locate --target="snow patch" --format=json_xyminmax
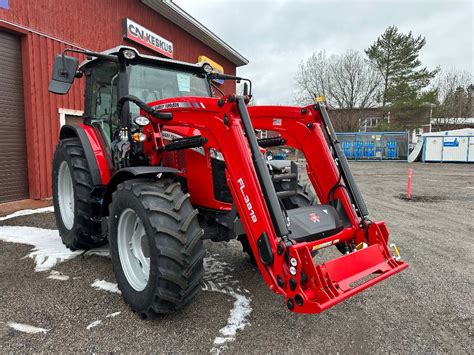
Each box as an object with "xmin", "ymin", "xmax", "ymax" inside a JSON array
[
  {"xmin": 1, "ymin": 211, "xmax": 252, "ymax": 352},
  {"xmin": 0, "ymin": 226, "xmax": 81, "ymax": 272},
  {"xmin": 91, "ymin": 279, "xmax": 121, "ymax": 294},
  {"xmin": 7, "ymin": 322, "xmax": 49, "ymax": 334},
  {"xmin": 47, "ymin": 270, "xmax": 70, "ymax": 281},
  {"xmin": 202, "ymin": 255, "xmax": 252, "ymax": 353},
  {"xmin": 86, "ymin": 320, "xmax": 102, "ymax": 330},
  {"xmin": 0, "ymin": 206, "xmax": 54, "ymax": 221},
  {"xmin": 106, "ymin": 311, "xmax": 121, "ymax": 318}
]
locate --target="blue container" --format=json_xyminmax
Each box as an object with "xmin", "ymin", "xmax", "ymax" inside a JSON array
[
  {"xmin": 342, "ymin": 141, "xmax": 353, "ymax": 158},
  {"xmin": 386, "ymin": 141, "xmax": 398, "ymax": 159},
  {"xmin": 364, "ymin": 141, "xmax": 375, "ymax": 159},
  {"xmin": 354, "ymin": 141, "xmax": 363, "ymax": 159}
]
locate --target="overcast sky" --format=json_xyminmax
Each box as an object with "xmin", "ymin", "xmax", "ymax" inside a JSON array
[{"xmin": 175, "ymin": 0, "xmax": 473, "ymax": 105}]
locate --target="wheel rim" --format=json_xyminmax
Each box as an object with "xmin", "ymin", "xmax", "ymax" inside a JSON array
[
  {"xmin": 58, "ymin": 161, "xmax": 75, "ymax": 230},
  {"xmin": 117, "ymin": 209, "xmax": 150, "ymax": 291}
]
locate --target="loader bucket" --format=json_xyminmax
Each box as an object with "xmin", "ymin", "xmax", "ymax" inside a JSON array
[{"xmin": 285, "ymin": 221, "xmax": 408, "ymax": 313}]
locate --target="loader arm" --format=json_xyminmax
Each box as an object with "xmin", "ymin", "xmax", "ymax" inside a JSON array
[{"xmin": 144, "ymin": 95, "xmax": 408, "ymax": 314}]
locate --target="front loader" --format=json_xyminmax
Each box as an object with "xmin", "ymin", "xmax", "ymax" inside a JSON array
[{"xmin": 49, "ymin": 46, "xmax": 407, "ymax": 317}]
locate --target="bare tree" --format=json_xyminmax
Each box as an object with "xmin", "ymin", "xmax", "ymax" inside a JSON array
[
  {"xmin": 295, "ymin": 51, "xmax": 332, "ymax": 105},
  {"xmin": 295, "ymin": 50, "xmax": 382, "ymax": 131},
  {"xmin": 431, "ymin": 69, "xmax": 473, "ymax": 130}
]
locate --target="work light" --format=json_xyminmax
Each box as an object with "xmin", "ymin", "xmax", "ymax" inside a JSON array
[
  {"xmin": 134, "ymin": 116, "xmax": 150, "ymax": 126},
  {"xmin": 202, "ymin": 63, "xmax": 213, "ymax": 74},
  {"xmin": 122, "ymin": 49, "xmax": 137, "ymax": 60}
]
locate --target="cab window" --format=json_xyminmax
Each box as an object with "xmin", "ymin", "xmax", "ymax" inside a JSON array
[
  {"xmin": 128, "ymin": 64, "xmax": 211, "ymax": 117},
  {"xmin": 88, "ymin": 62, "xmax": 119, "ymax": 145}
]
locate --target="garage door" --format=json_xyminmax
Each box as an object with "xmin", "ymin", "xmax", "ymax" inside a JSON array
[{"xmin": 0, "ymin": 31, "xmax": 29, "ymax": 202}]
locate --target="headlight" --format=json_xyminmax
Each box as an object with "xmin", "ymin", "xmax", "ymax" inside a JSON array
[
  {"xmin": 132, "ymin": 132, "xmax": 146, "ymax": 142},
  {"xmin": 122, "ymin": 49, "xmax": 137, "ymax": 60},
  {"xmin": 134, "ymin": 116, "xmax": 150, "ymax": 126},
  {"xmin": 202, "ymin": 63, "xmax": 213, "ymax": 74}
]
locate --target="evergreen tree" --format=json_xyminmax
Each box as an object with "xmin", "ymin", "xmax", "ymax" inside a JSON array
[{"xmin": 365, "ymin": 26, "xmax": 438, "ymax": 108}]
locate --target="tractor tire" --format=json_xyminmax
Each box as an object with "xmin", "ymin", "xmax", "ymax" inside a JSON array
[
  {"xmin": 239, "ymin": 181, "xmax": 316, "ymax": 261},
  {"xmin": 52, "ymin": 138, "xmax": 105, "ymax": 250},
  {"xmin": 108, "ymin": 178, "xmax": 205, "ymax": 318}
]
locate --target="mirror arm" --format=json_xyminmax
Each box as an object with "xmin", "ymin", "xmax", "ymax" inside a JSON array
[
  {"xmin": 209, "ymin": 73, "xmax": 252, "ymax": 98},
  {"xmin": 63, "ymin": 48, "xmax": 119, "ymax": 64}
]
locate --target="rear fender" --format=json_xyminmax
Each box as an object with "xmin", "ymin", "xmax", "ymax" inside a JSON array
[
  {"xmin": 101, "ymin": 166, "xmax": 181, "ymax": 216},
  {"xmin": 59, "ymin": 124, "xmax": 112, "ymax": 186}
]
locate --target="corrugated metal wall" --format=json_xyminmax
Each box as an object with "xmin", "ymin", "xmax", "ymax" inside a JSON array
[
  {"xmin": 24, "ymin": 33, "xmax": 85, "ymax": 198},
  {"xmin": 0, "ymin": 0, "xmax": 239, "ymax": 199},
  {"xmin": 0, "ymin": 0, "xmax": 237, "ymax": 81}
]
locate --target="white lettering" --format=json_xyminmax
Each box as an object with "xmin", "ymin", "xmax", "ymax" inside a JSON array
[{"xmin": 237, "ymin": 178, "xmax": 257, "ymax": 223}]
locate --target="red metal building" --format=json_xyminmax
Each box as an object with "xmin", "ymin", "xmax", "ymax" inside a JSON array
[{"xmin": 0, "ymin": 0, "xmax": 247, "ymax": 202}]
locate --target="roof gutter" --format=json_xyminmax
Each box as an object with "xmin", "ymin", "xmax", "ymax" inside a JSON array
[{"xmin": 141, "ymin": 0, "xmax": 249, "ymax": 67}]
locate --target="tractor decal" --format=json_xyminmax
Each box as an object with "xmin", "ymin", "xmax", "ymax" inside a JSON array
[{"xmin": 237, "ymin": 178, "xmax": 257, "ymax": 223}]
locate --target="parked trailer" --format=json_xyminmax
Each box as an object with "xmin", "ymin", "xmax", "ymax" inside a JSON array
[
  {"xmin": 337, "ymin": 132, "xmax": 408, "ymax": 161},
  {"xmin": 423, "ymin": 129, "xmax": 474, "ymax": 163}
]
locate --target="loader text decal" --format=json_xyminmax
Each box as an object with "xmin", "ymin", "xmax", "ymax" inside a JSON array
[
  {"xmin": 237, "ymin": 178, "xmax": 257, "ymax": 223},
  {"xmin": 123, "ymin": 18, "xmax": 173, "ymax": 58}
]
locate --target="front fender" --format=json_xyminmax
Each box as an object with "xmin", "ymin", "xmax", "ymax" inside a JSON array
[{"xmin": 101, "ymin": 166, "xmax": 181, "ymax": 216}]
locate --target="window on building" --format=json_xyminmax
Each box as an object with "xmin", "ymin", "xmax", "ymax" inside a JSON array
[{"xmin": 365, "ymin": 117, "xmax": 380, "ymax": 127}]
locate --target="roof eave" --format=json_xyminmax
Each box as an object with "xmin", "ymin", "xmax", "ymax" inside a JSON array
[{"xmin": 141, "ymin": 0, "xmax": 249, "ymax": 67}]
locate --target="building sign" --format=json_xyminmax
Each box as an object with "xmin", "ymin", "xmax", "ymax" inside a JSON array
[
  {"xmin": 122, "ymin": 18, "xmax": 173, "ymax": 58},
  {"xmin": 198, "ymin": 55, "xmax": 224, "ymax": 85}
]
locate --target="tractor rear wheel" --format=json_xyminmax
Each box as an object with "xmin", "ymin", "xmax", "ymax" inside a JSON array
[
  {"xmin": 239, "ymin": 181, "xmax": 316, "ymax": 261},
  {"xmin": 52, "ymin": 138, "xmax": 105, "ymax": 250},
  {"xmin": 108, "ymin": 178, "xmax": 205, "ymax": 318}
]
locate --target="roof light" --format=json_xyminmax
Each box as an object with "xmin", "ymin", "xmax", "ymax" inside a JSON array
[
  {"xmin": 202, "ymin": 63, "xmax": 213, "ymax": 74},
  {"xmin": 122, "ymin": 49, "xmax": 137, "ymax": 60}
]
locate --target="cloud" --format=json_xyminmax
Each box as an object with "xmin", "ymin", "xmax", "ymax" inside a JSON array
[{"xmin": 175, "ymin": 0, "xmax": 473, "ymax": 104}]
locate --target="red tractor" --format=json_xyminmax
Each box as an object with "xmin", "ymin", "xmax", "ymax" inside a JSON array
[{"xmin": 49, "ymin": 46, "xmax": 407, "ymax": 318}]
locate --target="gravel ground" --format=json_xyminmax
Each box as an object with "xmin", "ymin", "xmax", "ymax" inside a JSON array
[{"xmin": 0, "ymin": 161, "xmax": 473, "ymax": 353}]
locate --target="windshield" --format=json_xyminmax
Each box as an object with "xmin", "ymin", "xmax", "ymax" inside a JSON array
[{"xmin": 128, "ymin": 64, "xmax": 211, "ymax": 116}]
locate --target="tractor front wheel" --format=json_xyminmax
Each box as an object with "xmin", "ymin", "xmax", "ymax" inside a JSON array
[{"xmin": 108, "ymin": 178, "xmax": 205, "ymax": 318}]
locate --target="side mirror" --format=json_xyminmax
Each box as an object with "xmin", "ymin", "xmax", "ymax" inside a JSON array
[
  {"xmin": 243, "ymin": 82, "xmax": 249, "ymax": 96},
  {"xmin": 48, "ymin": 55, "xmax": 79, "ymax": 95}
]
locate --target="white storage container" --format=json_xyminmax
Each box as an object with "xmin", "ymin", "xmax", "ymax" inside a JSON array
[{"xmin": 423, "ymin": 129, "xmax": 474, "ymax": 163}]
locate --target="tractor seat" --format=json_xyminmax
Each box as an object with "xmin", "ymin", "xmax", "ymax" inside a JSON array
[{"xmin": 286, "ymin": 205, "xmax": 343, "ymax": 243}]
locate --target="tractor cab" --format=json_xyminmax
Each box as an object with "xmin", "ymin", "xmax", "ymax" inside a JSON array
[{"xmin": 77, "ymin": 47, "xmax": 213, "ymax": 146}]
